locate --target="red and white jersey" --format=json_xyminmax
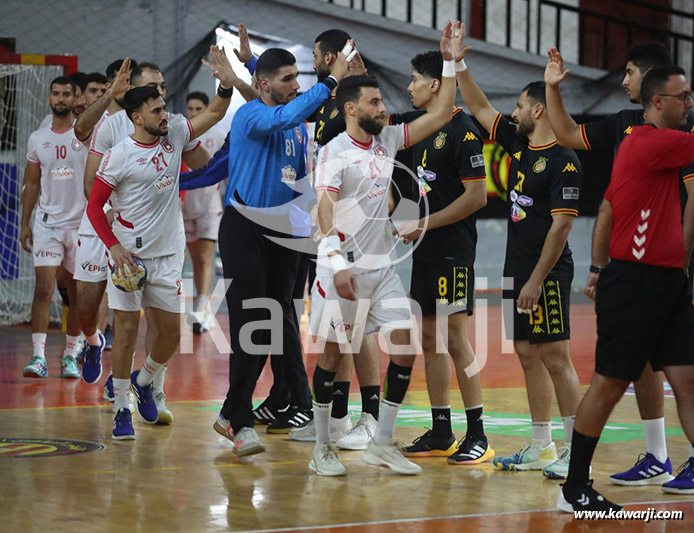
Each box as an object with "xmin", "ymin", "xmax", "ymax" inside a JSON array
[
  {"xmin": 27, "ymin": 124, "xmax": 88, "ymax": 229},
  {"xmin": 314, "ymin": 124, "xmax": 408, "ymax": 274},
  {"xmin": 78, "ymin": 111, "xmax": 111, "ymax": 236},
  {"xmin": 182, "ymin": 126, "xmax": 226, "ymax": 220},
  {"xmin": 96, "ymin": 119, "xmax": 194, "ymax": 258}
]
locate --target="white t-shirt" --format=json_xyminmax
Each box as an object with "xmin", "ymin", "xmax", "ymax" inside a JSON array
[
  {"xmin": 182, "ymin": 126, "xmax": 226, "ymax": 220},
  {"xmin": 77, "ymin": 110, "xmax": 111, "ymax": 235},
  {"xmin": 27, "ymin": 124, "xmax": 88, "ymax": 229},
  {"xmin": 314, "ymin": 124, "xmax": 408, "ymax": 274},
  {"xmin": 96, "ymin": 119, "xmax": 194, "ymax": 258}
]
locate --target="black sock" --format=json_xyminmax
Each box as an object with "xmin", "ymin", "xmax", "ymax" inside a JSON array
[
  {"xmin": 331, "ymin": 381, "xmax": 350, "ymax": 418},
  {"xmin": 465, "ymin": 406, "xmax": 485, "ymax": 440},
  {"xmin": 384, "ymin": 361, "xmax": 412, "ymax": 405},
  {"xmin": 312, "ymin": 365, "xmax": 336, "ymax": 405},
  {"xmin": 431, "ymin": 406, "xmax": 452, "ymax": 437},
  {"xmin": 360, "ymin": 385, "xmax": 380, "ymax": 420},
  {"xmin": 565, "ymin": 429, "xmax": 599, "ymax": 488}
]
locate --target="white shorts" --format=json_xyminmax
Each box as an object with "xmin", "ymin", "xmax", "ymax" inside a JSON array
[
  {"xmin": 32, "ymin": 220, "xmax": 78, "ymax": 273},
  {"xmin": 106, "ymin": 250, "xmax": 185, "ymax": 314},
  {"xmin": 73, "ymin": 234, "xmax": 109, "ymax": 282},
  {"xmin": 309, "ymin": 266, "xmax": 412, "ymax": 343},
  {"xmin": 184, "ymin": 211, "xmax": 222, "ymax": 243}
]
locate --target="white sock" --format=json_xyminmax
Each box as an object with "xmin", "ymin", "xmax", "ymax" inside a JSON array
[
  {"xmin": 64, "ymin": 334, "xmax": 80, "ymax": 358},
  {"xmin": 196, "ymin": 293, "xmax": 210, "ymax": 315},
  {"xmin": 136, "ymin": 354, "xmax": 163, "ymax": 387},
  {"xmin": 374, "ymin": 399, "xmax": 400, "ymax": 446},
  {"xmin": 86, "ymin": 330, "xmax": 101, "ymax": 347},
  {"xmin": 642, "ymin": 418, "xmax": 668, "ymax": 463},
  {"xmin": 32, "ymin": 333, "xmax": 47, "ymax": 358},
  {"xmin": 689, "ymin": 443, "xmax": 694, "ymax": 458},
  {"xmin": 113, "ymin": 378, "xmax": 131, "ymax": 412},
  {"xmin": 562, "ymin": 415, "xmax": 575, "ymax": 446},
  {"xmin": 531, "ymin": 421, "xmax": 552, "ymax": 447},
  {"xmin": 313, "ymin": 401, "xmax": 331, "ymax": 445},
  {"xmin": 152, "ymin": 363, "xmax": 167, "ymax": 393}
]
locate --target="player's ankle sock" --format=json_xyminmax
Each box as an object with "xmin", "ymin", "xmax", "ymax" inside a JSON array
[
  {"xmin": 431, "ymin": 405, "xmax": 452, "ymax": 437},
  {"xmin": 465, "ymin": 405, "xmax": 485, "ymax": 440},
  {"xmin": 152, "ymin": 363, "xmax": 167, "ymax": 393},
  {"xmin": 374, "ymin": 399, "xmax": 400, "ymax": 446},
  {"xmin": 312, "ymin": 365, "xmax": 336, "ymax": 404},
  {"xmin": 196, "ymin": 294, "xmax": 210, "ymax": 315},
  {"xmin": 642, "ymin": 417, "xmax": 668, "ymax": 463},
  {"xmin": 360, "ymin": 385, "xmax": 380, "ymax": 420},
  {"xmin": 562, "ymin": 415, "xmax": 576, "ymax": 446},
  {"xmin": 113, "ymin": 378, "xmax": 131, "ymax": 412},
  {"xmin": 565, "ymin": 430, "xmax": 599, "ymax": 488},
  {"xmin": 85, "ymin": 330, "xmax": 101, "ymax": 347},
  {"xmin": 690, "ymin": 442, "xmax": 694, "ymax": 459},
  {"xmin": 384, "ymin": 361, "xmax": 412, "ymax": 405},
  {"xmin": 331, "ymin": 381, "xmax": 350, "ymax": 418},
  {"xmin": 531, "ymin": 421, "xmax": 552, "ymax": 447},
  {"xmin": 32, "ymin": 333, "xmax": 47, "ymax": 358},
  {"xmin": 313, "ymin": 401, "xmax": 332, "ymax": 445},
  {"xmin": 63, "ymin": 334, "xmax": 80, "ymax": 358},
  {"xmin": 137, "ymin": 355, "xmax": 163, "ymax": 387}
]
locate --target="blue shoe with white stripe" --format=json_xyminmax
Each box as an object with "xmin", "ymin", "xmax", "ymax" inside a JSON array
[
  {"xmin": 662, "ymin": 457, "xmax": 694, "ymax": 494},
  {"xmin": 609, "ymin": 453, "xmax": 674, "ymax": 486}
]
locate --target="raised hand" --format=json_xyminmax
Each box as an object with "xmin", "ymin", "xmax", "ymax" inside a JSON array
[
  {"xmin": 545, "ymin": 47, "xmax": 570, "ymax": 87},
  {"xmin": 440, "ymin": 20, "xmax": 455, "ymax": 61},
  {"xmin": 202, "ymin": 45, "xmax": 240, "ymax": 89},
  {"xmin": 451, "ymin": 21, "xmax": 472, "ymax": 61},
  {"xmin": 233, "ymin": 23, "xmax": 253, "ymax": 64},
  {"xmin": 346, "ymin": 51, "xmax": 368, "ymax": 78},
  {"xmin": 329, "ymin": 39, "xmax": 354, "ymax": 82},
  {"xmin": 110, "ymin": 57, "xmax": 131, "ymax": 100}
]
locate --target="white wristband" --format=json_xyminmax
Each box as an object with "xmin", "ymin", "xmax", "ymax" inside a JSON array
[
  {"xmin": 455, "ymin": 59, "xmax": 467, "ymax": 72},
  {"xmin": 442, "ymin": 60, "xmax": 455, "ymax": 78},
  {"xmin": 318, "ymin": 235, "xmax": 341, "ymax": 257},
  {"xmin": 329, "ymin": 253, "xmax": 349, "ymax": 273}
]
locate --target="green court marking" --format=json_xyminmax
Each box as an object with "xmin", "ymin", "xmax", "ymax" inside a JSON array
[{"xmin": 198, "ymin": 402, "xmax": 684, "ymax": 444}]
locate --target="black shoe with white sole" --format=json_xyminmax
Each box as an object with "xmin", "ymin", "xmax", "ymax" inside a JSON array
[
  {"xmin": 266, "ymin": 406, "xmax": 313, "ymax": 434},
  {"xmin": 558, "ymin": 480, "xmax": 623, "ymax": 513},
  {"xmin": 252, "ymin": 399, "xmax": 290, "ymax": 425}
]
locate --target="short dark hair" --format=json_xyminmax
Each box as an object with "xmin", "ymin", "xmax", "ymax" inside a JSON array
[
  {"xmin": 314, "ymin": 29, "xmax": 351, "ymax": 57},
  {"xmin": 186, "ymin": 91, "xmax": 209, "ymax": 106},
  {"xmin": 255, "ymin": 48, "xmax": 296, "ymax": 79},
  {"xmin": 521, "ymin": 81, "xmax": 546, "ymax": 106},
  {"xmin": 50, "ymin": 76, "xmax": 76, "ymax": 94},
  {"xmin": 130, "ymin": 62, "xmax": 161, "ymax": 86},
  {"xmin": 122, "ymin": 86, "xmax": 162, "ymax": 120},
  {"xmin": 411, "ymin": 51, "xmax": 443, "ymax": 81},
  {"xmin": 68, "ymin": 72, "xmax": 88, "ymax": 92},
  {"xmin": 641, "ymin": 65, "xmax": 686, "ymax": 109},
  {"xmin": 106, "ymin": 58, "xmax": 138, "ymax": 84},
  {"xmin": 625, "ymin": 41, "xmax": 673, "ymax": 73},
  {"xmin": 86, "ymin": 72, "xmax": 108, "ymax": 86},
  {"xmin": 335, "ymin": 75, "xmax": 380, "ymax": 112}
]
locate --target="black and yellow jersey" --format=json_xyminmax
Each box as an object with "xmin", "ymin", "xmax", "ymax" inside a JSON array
[
  {"xmin": 389, "ymin": 108, "xmax": 486, "ymax": 264},
  {"xmin": 489, "ymin": 113, "xmax": 582, "ymax": 280},
  {"xmin": 310, "ymin": 95, "xmax": 345, "ymax": 146}
]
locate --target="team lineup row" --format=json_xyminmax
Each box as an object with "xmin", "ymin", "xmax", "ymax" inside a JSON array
[{"xmin": 17, "ymin": 21, "xmax": 694, "ymax": 514}]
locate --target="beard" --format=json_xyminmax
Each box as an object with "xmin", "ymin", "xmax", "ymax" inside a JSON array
[
  {"xmin": 50, "ymin": 104, "xmax": 72, "ymax": 117},
  {"xmin": 358, "ymin": 115, "xmax": 384, "ymax": 136},
  {"xmin": 144, "ymin": 123, "xmax": 167, "ymax": 137},
  {"xmin": 315, "ymin": 64, "xmax": 331, "ymax": 82},
  {"xmin": 515, "ymin": 118, "xmax": 534, "ymax": 138},
  {"xmin": 270, "ymin": 88, "xmax": 296, "ymax": 105}
]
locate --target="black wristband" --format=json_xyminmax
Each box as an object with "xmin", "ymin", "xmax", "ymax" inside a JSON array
[
  {"xmin": 321, "ymin": 76, "xmax": 338, "ymax": 91},
  {"xmin": 589, "ymin": 264, "xmax": 602, "ymax": 274},
  {"xmin": 217, "ymin": 85, "xmax": 234, "ymax": 98}
]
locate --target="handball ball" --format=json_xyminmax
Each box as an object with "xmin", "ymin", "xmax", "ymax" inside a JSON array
[{"xmin": 111, "ymin": 257, "xmax": 147, "ymax": 292}]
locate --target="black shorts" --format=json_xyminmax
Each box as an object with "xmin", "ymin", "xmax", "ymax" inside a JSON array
[
  {"xmin": 410, "ymin": 261, "xmax": 474, "ymax": 316},
  {"xmin": 502, "ymin": 277, "xmax": 571, "ymax": 344},
  {"xmin": 595, "ymin": 260, "xmax": 694, "ymax": 381}
]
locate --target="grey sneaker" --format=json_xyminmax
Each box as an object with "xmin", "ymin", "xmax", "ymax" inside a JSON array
[
  {"xmin": 233, "ymin": 427, "xmax": 265, "ymax": 457},
  {"xmin": 362, "ymin": 439, "xmax": 422, "ymax": 475}
]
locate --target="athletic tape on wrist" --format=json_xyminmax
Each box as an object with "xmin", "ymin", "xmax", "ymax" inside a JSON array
[
  {"xmin": 318, "ymin": 235, "xmax": 341, "ymax": 257},
  {"xmin": 329, "ymin": 253, "xmax": 349, "ymax": 273},
  {"xmin": 442, "ymin": 60, "xmax": 455, "ymax": 78},
  {"xmin": 455, "ymin": 59, "xmax": 467, "ymax": 72}
]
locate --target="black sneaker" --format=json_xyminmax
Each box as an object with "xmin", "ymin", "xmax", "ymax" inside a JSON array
[
  {"xmin": 252, "ymin": 399, "xmax": 290, "ymax": 425},
  {"xmin": 402, "ymin": 429, "xmax": 456, "ymax": 457},
  {"xmin": 266, "ymin": 406, "xmax": 313, "ymax": 434},
  {"xmin": 447, "ymin": 434, "xmax": 495, "ymax": 465},
  {"xmin": 558, "ymin": 480, "xmax": 623, "ymax": 513}
]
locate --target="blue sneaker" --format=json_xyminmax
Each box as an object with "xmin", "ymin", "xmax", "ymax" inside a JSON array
[
  {"xmin": 610, "ymin": 453, "xmax": 674, "ymax": 485},
  {"xmin": 103, "ymin": 325, "xmax": 113, "ymax": 350},
  {"xmin": 103, "ymin": 373, "xmax": 114, "ymax": 402},
  {"xmin": 130, "ymin": 370, "xmax": 158, "ymax": 424},
  {"xmin": 76, "ymin": 337, "xmax": 89, "ymax": 364},
  {"xmin": 112, "ymin": 408, "xmax": 135, "ymax": 440},
  {"xmin": 81, "ymin": 333, "xmax": 105, "ymax": 384},
  {"xmin": 23, "ymin": 355, "xmax": 48, "ymax": 378},
  {"xmin": 662, "ymin": 457, "xmax": 694, "ymax": 494}
]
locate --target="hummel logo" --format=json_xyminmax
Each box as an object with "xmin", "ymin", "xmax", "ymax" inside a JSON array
[
  {"xmin": 435, "ymin": 414, "xmax": 448, "ymax": 421},
  {"xmin": 641, "ymin": 209, "xmax": 651, "ymax": 219},
  {"xmin": 578, "ymin": 494, "xmax": 590, "ymax": 506}
]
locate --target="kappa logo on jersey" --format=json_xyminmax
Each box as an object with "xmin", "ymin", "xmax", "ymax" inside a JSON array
[
  {"xmin": 470, "ymin": 154, "xmax": 485, "ymax": 168},
  {"xmin": 373, "ymin": 144, "xmax": 387, "ymax": 159},
  {"xmin": 154, "ymin": 174, "xmax": 176, "ymax": 193},
  {"xmin": 330, "ymin": 108, "xmax": 339, "ymax": 120},
  {"xmin": 281, "ymin": 164, "xmax": 297, "ymax": 184},
  {"xmin": 136, "ymin": 157, "xmax": 149, "ymax": 166},
  {"xmin": 462, "ymin": 132, "xmax": 477, "ymax": 142},
  {"xmin": 161, "ymin": 139, "xmax": 174, "ymax": 153},
  {"xmin": 71, "ymin": 138, "xmax": 83, "ymax": 151},
  {"xmin": 433, "ymin": 132, "xmax": 447, "ymax": 149},
  {"xmin": 367, "ymin": 182, "xmax": 387, "ymax": 202},
  {"xmin": 562, "ymin": 162, "xmax": 578, "ymax": 173},
  {"xmin": 624, "ymin": 126, "xmax": 633, "ymax": 136},
  {"xmin": 42, "ymin": 141, "xmax": 52, "ymax": 149},
  {"xmin": 562, "ymin": 187, "xmax": 580, "ymax": 200},
  {"xmin": 533, "ymin": 157, "xmax": 548, "ymax": 173},
  {"xmin": 513, "ymin": 151, "xmax": 521, "ymax": 161},
  {"xmin": 295, "ymin": 128, "xmax": 303, "ymax": 144},
  {"xmin": 51, "ymin": 165, "xmax": 74, "ymax": 180}
]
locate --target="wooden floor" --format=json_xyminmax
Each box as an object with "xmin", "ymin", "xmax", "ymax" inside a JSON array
[{"xmin": 1, "ymin": 304, "xmax": 693, "ymax": 532}]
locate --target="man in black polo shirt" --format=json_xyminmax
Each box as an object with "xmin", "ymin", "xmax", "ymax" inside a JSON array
[
  {"xmin": 454, "ymin": 26, "xmax": 583, "ymax": 479},
  {"xmin": 388, "ymin": 51, "xmax": 492, "ymax": 464}
]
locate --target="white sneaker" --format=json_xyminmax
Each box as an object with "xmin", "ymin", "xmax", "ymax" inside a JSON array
[
  {"xmin": 362, "ymin": 439, "xmax": 422, "ymax": 475},
  {"xmin": 189, "ymin": 311, "xmax": 209, "ymax": 334},
  {"xmin": 112, "ymin": 390, "xmax": 135, "ymax": 415},
  {"xmin": 204, "ymin": 309, "xmax": 217, "ymax": 330},
  {"xmin": 154, "ymin": 391, "xmax": 174, "ymax": 425},
  {"xmin": 336, "ymin": 413, "xmax": 377, "ymax": 450},
  {"xmin": 289, "ymin": 415, "xmax": 352, "ymax": 442},
  {"xmin": 233, "ymin": 427, "xmax": 265, "ymax": 457},
  {"xmin": 309, "ymin": 442, "xmax": 347, "ymax": 476}
]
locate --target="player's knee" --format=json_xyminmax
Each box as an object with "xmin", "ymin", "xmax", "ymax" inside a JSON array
[{"xmin": 33, "ymin": 279, "xmax": 54, "ymax": 302}]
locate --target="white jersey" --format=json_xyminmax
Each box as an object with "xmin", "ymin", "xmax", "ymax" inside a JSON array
[
  {"xmin": 314, "ymin": 124, "xmax": 408, "ymax": 274},
  {"xmin": 27, "ymin": 124, "xmax": 88, "ymax": 229},
  {"xmin": 97, "ymin": 119, "xmax": 194, "ymax": 258},
  {"xmin": 77, "ymin": 110, "xmax": 111, "ymax": 236},
  {"xmin": 182, "ymin": 126, "xmax": 226, "ymax": 220}
]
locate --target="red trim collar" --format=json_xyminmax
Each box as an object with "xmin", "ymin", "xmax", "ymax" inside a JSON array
[
  {"xmin": 130, "ymin": 136, "xmax": 160, "ymax": 148},
  {"xmin": 348, "ymin": 134, "xmax": 373, "ymax": 150}
]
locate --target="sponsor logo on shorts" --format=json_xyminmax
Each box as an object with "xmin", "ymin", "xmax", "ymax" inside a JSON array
[
  {"xmin": 35, "ymin": 250, "xmax": 61, "ymax": 258},
  {"xmin": 329, "ymin": 319, "xmax": 353, "ymax": 332},
  {"xmin": 161, "ymin": 139, "xmax": 174, "ymax": 153},
  {"xmin": 562, "ymin": 187, "xmax": 580, "ymax": 200},
  {"xmin": 51, "ymin": 165, "xmax": 75, "ymax": 180},
  {"xmin": 80, "ymin": 261, "xmax": 106, "ymax": 273},
  {"xmin": 0, "ymin": 438, "xmax": 104, "ymax": 458},
  {"xmin": 154, "ymin": 174, "xmax": 176, "ymax": 193}
]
